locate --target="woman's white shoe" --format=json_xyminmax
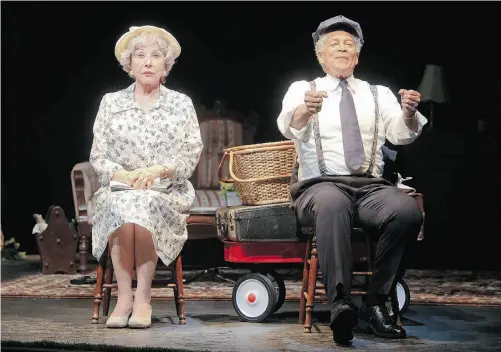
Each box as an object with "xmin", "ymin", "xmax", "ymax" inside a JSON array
[
  {"xmin": 105, "ymin": 311, "xmax": 132, "ymax": 328},
  {"xmin": 128, "ymin": 304, "xmax": 152, "ymax": 328}
]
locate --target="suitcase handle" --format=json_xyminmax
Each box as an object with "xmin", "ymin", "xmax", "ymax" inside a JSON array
[{"xmin": 215, "ymin": 214, "xmax": 228, "ymax": 238}]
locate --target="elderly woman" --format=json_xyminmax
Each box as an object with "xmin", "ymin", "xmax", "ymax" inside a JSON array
[{"xmin": 89, "ymin": 25, "xmax": 203, "ymax": 329}]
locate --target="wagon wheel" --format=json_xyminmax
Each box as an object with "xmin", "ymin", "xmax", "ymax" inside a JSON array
[
  {"xmin": 386, "ymin": 279, "xmax": 411, "ymax": 325},
  {"xmin": 251, "ymin": 267, "xmax": 287, "ymax": 313},
  {"xmin": 395, "ymin": 279, "xmax": 411, "ymax": 314},
  {"xmin": 266, "ymin": 270, "xmax": 286, "ymax": 313},
  {"xmin": 232, "ymin": 273, "xmax": 277, "ymax": 323}
]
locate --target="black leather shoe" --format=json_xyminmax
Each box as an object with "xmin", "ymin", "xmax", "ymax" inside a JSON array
[
  {"xmin": 358, "ymin": 304, "xmax": 406, "ymax": 339},
  {"xmin": 330, "ymin": 298, "xmax": 358, "ymax": 345}
]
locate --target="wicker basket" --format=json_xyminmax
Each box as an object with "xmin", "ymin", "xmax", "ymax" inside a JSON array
[{"xmin": 218, "ymin": 141, "xmax": 297, "ymax": 205}]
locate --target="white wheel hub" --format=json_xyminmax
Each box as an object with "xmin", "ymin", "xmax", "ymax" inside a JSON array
[{"xmin": 235, "ymin": 279, "xmax": 270, "ymax": 318}]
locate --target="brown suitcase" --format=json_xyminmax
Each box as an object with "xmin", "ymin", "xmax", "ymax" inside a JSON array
[{"xmin": 215, "ymin": 203, "xmax": 299, "ymax": 242}]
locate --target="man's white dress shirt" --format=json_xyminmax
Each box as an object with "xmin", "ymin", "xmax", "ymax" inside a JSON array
[{"xmin": 277, "ymin": 75, "xmax": 428, "ymax": 182}]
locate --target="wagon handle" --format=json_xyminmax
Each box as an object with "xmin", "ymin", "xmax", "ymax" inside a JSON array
[{"xmin": 228, "ymin": 151, "xmax": 292, "ymax": 183}]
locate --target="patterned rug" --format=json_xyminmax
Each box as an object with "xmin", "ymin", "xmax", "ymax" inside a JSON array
[{"xmin": 2, "ymin": 269, "xmax": 501, "ymax": 306}]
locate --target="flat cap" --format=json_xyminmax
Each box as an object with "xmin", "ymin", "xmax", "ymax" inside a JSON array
[{"xmin": 312, "ymin": 15, "xmax": 364, "ymax": 46}]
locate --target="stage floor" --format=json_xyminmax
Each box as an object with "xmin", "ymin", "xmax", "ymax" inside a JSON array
[
  {"xmin": 2, "ymin": 255, "xmax": 501, "ymax": 351},
  {"xmin": 1, "ymin": 298, "xmax": 501, "ymax": 352}
]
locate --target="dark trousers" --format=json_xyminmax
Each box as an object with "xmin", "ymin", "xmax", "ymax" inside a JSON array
[{"xmin": 294, "ymin": 179, "xmax": 423, "ymax": 306}]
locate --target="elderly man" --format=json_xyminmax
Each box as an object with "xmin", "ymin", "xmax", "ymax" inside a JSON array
[{"xmin": 277, "ymin": 16, "xmax": 427, "ymax": 344}]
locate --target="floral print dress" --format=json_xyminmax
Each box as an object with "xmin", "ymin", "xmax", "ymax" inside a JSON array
[{"xmin": 89, "ymin": 83, "xmax": 203, "ymax": 266}]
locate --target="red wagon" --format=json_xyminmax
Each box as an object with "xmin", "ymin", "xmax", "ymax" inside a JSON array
[
  {"xmin": 221, "ymin": 239, "xmax": 306, "ymax": 322},
  {"xmin": 217, "ymin": 218, "xmax": 411, "ymax": 324}
]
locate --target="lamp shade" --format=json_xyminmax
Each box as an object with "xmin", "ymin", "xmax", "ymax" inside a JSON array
[{"xmin": 417, "ymin": 64, "xmax": 450, "ymax": 104}]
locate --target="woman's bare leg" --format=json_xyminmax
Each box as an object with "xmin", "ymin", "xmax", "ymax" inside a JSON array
[
  {"xmin": 108, "ymin": 223, "xmax": 135, "ymax": 320},
  {"xmin": 129, "ymin": 224, "xmax": 158, "ymax": 326}
]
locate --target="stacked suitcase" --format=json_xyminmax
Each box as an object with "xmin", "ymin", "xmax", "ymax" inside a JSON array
[{"xmin": 215, "ymin": 203, "xmax": 301, "ymax": 242}]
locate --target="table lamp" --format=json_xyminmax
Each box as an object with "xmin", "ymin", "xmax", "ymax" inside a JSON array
[{"xmin": 417, "ymin": 64, "xmax": 450, "ymax": 128}]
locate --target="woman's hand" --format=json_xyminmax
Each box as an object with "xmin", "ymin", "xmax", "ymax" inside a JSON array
[
  {"xmin": 124, "ymin": 168, "xmax": 146, "ymax": 186},
  {"xmin": 112, "ymin": 168, "xmax": 146, "ymax": 186},
  {"xmin": 133, "ymin": 165, "xmax": 171, "ymax": 189}
]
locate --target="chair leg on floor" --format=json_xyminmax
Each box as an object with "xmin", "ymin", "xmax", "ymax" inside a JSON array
[
  {"xmin": 174, "ymin": 255, "xmax": 186, "ymax": 325},
  {"xmin": 299, "ymin": 237, "xmax": 311, "ymax": 325},
  {"xmin": 102, "ymin": 250, "xmax": 113, "ymax": 317},
  {"xmin": 91, "ymin": 248, "xmax": 108, "ymax": 324},
  {"xmin": 304, "ymin": 236, "xmax": 318, "ymax": 333}
]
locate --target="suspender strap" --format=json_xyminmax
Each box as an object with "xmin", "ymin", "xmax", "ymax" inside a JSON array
[
  {"xmin": 307, "ymin": 80, "xmax": 380, "ymax": 177},
  {"xmin": 309, "ymin": 81, "xmax": 328, "ymax": 175},
  {"xmin": 366, "ymin": 85, "xmax": 380, "ymax": 176}
]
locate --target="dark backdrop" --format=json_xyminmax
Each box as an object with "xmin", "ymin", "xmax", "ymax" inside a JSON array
[{"xmin": 2, "ymin": 1, "xmax": 500, "ymax": 270}]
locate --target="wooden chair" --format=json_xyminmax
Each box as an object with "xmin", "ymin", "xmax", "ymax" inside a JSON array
[
  {"xmin": 91, "ymin": 245, "xmax": 186, "ymax": 325},
  {"xmin": 298, "ymin": 192, "xmax": 425, "ymax": 333},
  {"xmin": 90, "ymin": 210, "xmax": 228, "ymax": 325}
]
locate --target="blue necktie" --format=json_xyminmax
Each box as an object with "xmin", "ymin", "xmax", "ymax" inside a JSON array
[{"xmin": 339, "ymin": 80, "xmax": 365, "ymax": 170}]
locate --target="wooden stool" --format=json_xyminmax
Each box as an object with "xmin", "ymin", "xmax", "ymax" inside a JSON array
[
  {"xmin": 298, "ymin": 227, "xmax": 402, "ymax": 333},
  {"xmin": 91, "ymin": 245, "xmax": 186, "ymax": 325}
]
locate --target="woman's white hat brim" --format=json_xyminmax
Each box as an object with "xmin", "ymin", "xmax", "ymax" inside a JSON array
[{"xmin": 114, "ymin": 25, "xmax": 181, "ymax": 62}]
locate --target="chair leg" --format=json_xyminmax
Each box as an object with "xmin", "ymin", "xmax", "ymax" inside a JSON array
[
  {"xmin": 102, "ymin": 249, "xmax": 113, "ymax": 317},
  {"xmin": 299, "ymin": 237, "xmax": 312, "ymax": 324},
  {"xmin": 304, "ymin": 236, "xmax": 318, "ymax": 333},
  {"xmin": 173, "ymin": 255, "xmax": 186, "ymax": 325},
  {"xmin": 363, "ymin": 238, "xmax": 374, "ymax": 298},
  {"xmin": 91, "ymin": 247, "xmax": 107, "ymax": 324}
]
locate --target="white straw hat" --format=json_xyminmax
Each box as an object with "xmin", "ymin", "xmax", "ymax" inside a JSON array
[{"xmin": 114, "ymin": 25, "xmax": 181, "ymax": 61}]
